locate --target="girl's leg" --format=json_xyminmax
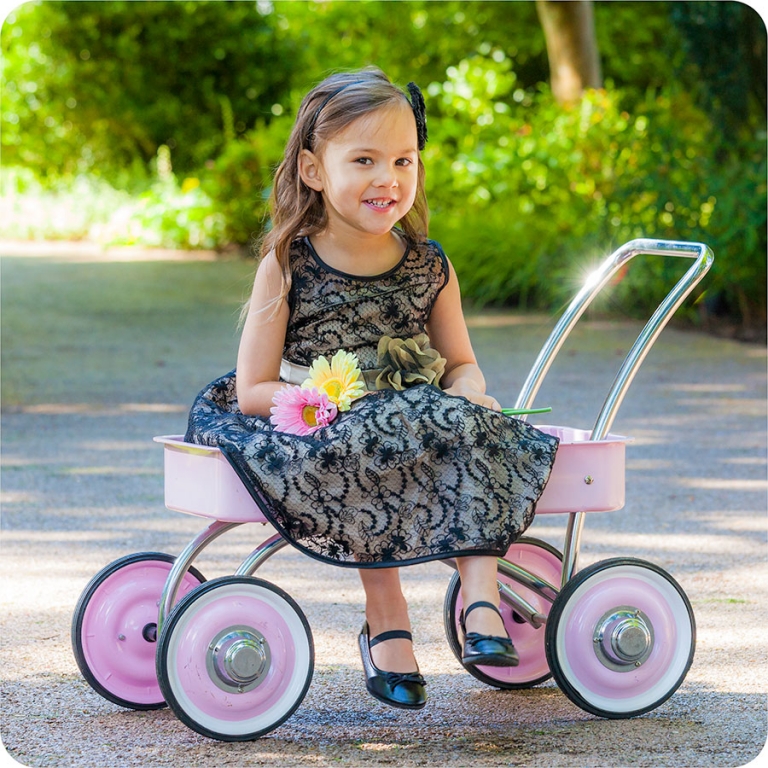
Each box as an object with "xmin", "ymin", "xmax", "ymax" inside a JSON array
[
  {"xmin": 455, "ymin": 555, "xmax": 507, "ymax": 636},
  {"xmin": 359, "ymin": 567, "xmax": 419, "ymax": 673}
]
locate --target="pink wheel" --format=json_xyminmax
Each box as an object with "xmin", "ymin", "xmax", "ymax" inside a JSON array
[
  {"xmin": 156, "ymin": 576, "xmax": 314, "ymax": 741},
  {"xmin": 444, "ymin": 537, "xmax": 562, "ymax": 689},
  {"xmin": 71, "ymin": 552, "xmax": 205, "ymax": 709},
  {"xmin": 545, "ymin": 558, "xmax": 696, "ymax": 718}
]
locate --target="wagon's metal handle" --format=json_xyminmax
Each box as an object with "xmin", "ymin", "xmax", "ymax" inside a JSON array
[
  {"xmin": 514, "ymin": 238, "xmax": 714, "ymax": 441},
  {"xmin": 514, "ymin": 239, "xmax": 713, "ymax": 587}
]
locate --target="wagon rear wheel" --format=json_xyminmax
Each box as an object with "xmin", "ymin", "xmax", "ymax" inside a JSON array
[
  {"xmin": 444, "ymin": 537, "xmax": 562, "ymax": 689},
  {"xmin": 71, "ymin": 552, "xmax": 205, "ymax": 709}
]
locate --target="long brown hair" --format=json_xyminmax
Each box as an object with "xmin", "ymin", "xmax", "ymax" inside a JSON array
[{"xmin": 257, "ymin": 68, "xmax": 429, "ymax": 314}]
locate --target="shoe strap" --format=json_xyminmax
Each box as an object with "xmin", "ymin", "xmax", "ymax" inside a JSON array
[
  {"xmin": 370, "ymin": 629, "xmax": 413, "ymax": 647},
  {"xmin": 463, "ymin": 600, "xmax": 502, "ymax": 620}
]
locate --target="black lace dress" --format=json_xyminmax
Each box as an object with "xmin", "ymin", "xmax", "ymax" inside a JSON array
[{"xmin": 185, "ymin": 236, "xmax": 559, "ymax": 568}]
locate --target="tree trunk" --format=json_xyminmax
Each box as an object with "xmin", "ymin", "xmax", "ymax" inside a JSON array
[{"xmin": 536, "ymin": 0, "xmax": 602, "ymax": 104}]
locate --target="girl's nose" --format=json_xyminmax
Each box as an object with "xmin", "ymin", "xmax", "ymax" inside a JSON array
[{"xmin": 374, "ymin": 165, "xmax": 398, "ymax": 187}]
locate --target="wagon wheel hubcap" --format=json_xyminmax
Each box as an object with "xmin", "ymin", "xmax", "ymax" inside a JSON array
[
  {"xmin": 206, "ymin": 625, "xmax": 271, "ymax": 692},
  {"xmin": 593, "ymin": 606, "xmax": 654, "ymax": 672}
]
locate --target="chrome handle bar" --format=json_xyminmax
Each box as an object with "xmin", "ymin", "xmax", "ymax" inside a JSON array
[
  {"xmin": 512, "ymin": 239, "xmax": 714, "ymax": 586},
  {"xmin": 514, "ymin": 238, "xmax": 714, "ymax": 440}
]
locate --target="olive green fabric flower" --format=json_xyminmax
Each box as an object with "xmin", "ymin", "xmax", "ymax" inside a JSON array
[{"xmin": 367, "ymin": 334, "xmax": 447, "ymax": 391}]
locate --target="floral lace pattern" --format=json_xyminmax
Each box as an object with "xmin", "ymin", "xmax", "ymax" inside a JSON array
[
  {"xmin": 284, "ymin": 237, "xmax": 449, "ymax": 369},
  {"xmin": 185, "ymin": 372, "xmax": 559, "ymax": 567},
  {"xmin": 184, "ymin": 235, "xmax": 559, "ymax": 568}
]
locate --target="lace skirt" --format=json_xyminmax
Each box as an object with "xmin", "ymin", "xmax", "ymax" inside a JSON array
[{"xmin": 184, "ymin": 371, "xmax": 559, "ymax": 568}]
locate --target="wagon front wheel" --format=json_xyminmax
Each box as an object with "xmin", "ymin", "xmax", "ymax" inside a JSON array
[
  {"xmin": 545, "ymin": 558, "xmax": 696, "ymax": 718},
  {"xmin": 156, "ymin": 576, "xmax": 314, "ymax": 741}
]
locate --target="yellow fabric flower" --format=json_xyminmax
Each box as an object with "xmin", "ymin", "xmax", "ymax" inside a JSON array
[{"xmin": 303, "ymin": 350, "xmax": 365, "ymax": 411}]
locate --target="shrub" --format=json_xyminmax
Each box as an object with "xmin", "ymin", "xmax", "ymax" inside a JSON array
[
  {"xmin": 424, "ymin": 51, "xmax": 766, "ymax": 326},
  {"xmin": 198, "ymin": 117, "xmax": 292, "ymax": 250}
]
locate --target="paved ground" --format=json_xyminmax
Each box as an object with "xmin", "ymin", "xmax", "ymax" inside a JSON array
[{"xmin": 1, "ymin": 244, "xmax": 766, "ymax": 767}]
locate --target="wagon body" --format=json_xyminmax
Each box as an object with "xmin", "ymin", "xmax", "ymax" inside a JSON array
[{"xmin": 155, "ymin": 424, "xmax": 631, "ymax": 524}]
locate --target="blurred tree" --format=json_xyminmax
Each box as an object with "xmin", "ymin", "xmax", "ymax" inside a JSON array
[
  {"xmin": 1, "ymin": 0, "xmax": 764, "ymax": 331},
  {"xmin": 272, "ymin": 0, "xmax": 549, "ymax": 89},
  {"xmin": 593, "ymin": 2, "xmax": 687, "ymax": 97},
  {"xmin": 535, "ymin": 0, "xmax": 602, "ymax": 103},
  {"xmin": 1, "ymin": 1, "xmax": 302, "ymax": 180}
]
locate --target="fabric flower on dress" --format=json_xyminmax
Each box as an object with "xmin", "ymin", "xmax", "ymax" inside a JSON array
[
  {"xmin": 373, "ymin": 334, "xmax": 446, "ymax": 391},
  {"xmin": 302, "ymin": 350, "xmax": 366, "ymax": 411},
  {"xmin": 270, "ymin": 386, "xmax": 337, "ymax": 436}
]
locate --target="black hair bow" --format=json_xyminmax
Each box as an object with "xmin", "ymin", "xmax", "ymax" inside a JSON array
[{"xmin": 407, "ymin": 82, "xmax": 428, "ymax": 151}]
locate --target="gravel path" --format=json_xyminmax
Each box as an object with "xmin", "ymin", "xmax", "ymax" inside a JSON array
[{"xmin": 1, "ymin": 245, "xmax": 766, "ymax": 767}]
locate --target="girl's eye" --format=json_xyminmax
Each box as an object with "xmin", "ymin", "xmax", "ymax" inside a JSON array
[
  {"xmin": 355, "ymin": 157, "xmax": 373, "ymax": 165},
  {"xmin": 396, "ymin": 158, "xmax": 413, "ymax": 167}
]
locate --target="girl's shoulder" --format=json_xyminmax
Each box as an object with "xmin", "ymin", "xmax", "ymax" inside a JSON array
[
  {"xmin": 412, "ymin": 236, "xmax": 447, "ymax": 260},
  {"xmin": 288, "ymin": 236, "xmax": 313, "ymax": 263},
  {"xmin": 404, "ymin": 236, "xmax": 449, "ymax": 283}
]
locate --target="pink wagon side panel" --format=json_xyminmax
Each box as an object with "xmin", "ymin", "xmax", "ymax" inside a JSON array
[
  {"xmin": 155, "ymin": 424, "xmax": 631, "ymax": 521},
  {"xmin": 154, "ymin": 436, "xmax": 268, "ymax": 524},
  {"xmin": 533, "ymin": 426, "xmax": 631, "ymax": 514}
]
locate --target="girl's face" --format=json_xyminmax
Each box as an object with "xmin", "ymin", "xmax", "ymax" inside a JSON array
[{"xmin": 300, "ymin": 101, "xmax": 419, "ymax": 241}]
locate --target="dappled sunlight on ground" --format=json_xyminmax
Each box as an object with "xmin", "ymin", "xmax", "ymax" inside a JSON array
[
  {"xmin": 674, "ymin": 397, "xmax": 766, "ymax": 416},
  {"xmin": 465, "ymin": 313, "xmax": 550, "ymax": 328},
  {"xmin": 696, "ymin": 513, "xmax": 768, "ymax": 533},
  {"xmin": 626, "ymin": 458, "xmax": 674, "ymax": 470},
  {"xmin": 622, "ymin": 428, "xmax": 677, "ymax": 446},
  {"xmin": 0, "ymin": 240, "xmax": 221, "ymax": 262},
  {"xmin": 721, "ymin": 456, "xmax": 767, "ymax": 466},
  {"xmin": 76, "ymin": 440, "xmax": 160, "ymax": 451},
  {"xmin": 60, "ymin": 465, "xmax": 162, "ymax": 476},
  {"xmin": 676, "ymin": 477, "xmax": 768, "ymax": 491},
  {"xmin": 2, "ymin": 530, "xmax": 120, "ymax": 544},
  {"xmin": 562, "ymin": 529, "xmax": 764, "ymax": 556}
]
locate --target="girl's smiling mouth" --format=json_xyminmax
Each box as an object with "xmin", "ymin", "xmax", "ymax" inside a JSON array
[{"xmin": 364, "ymin": 198, "xmax": 397, "ymax": 210}]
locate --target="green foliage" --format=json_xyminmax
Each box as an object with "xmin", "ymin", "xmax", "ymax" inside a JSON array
[
  {"xmin": 1, "ymin": 167, "xmax": 134, "ymax": 240},
  {"xmin": 0, "ymin": 153, "xmax": 227, "ymax": 249},
  {"xmin": 110, "ymin": 175, "xmax": 226, "ymax": 250},
  {"xmin": 198, "ymin": 117, "xmax": 293, "ymax": 248},
  {"xmin": 1, "ymin": 0, "xmax": 301, "ymax": 178},
  {"xmin": 1, "ymin": 0, "xmax": 549, "ymax": 183},
  {"xmin": 425, "ymin": 50, "xmax": 766, "ymax": 323},
  {"xmin": 1, "ymin": 0, "xmax": 765, "ymax": 330},
  {"xmin": 671, "ymin": 1, "xmax": 767, "ymax": 141}
]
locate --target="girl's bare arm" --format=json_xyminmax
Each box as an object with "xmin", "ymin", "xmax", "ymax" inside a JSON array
[
  {"xmin": 236, "ymin": 252, "xmax": 291, "ymax": 417},
  {"xmin": 425, "ymin": 258, "xmax": 501, "ymax": 411}
]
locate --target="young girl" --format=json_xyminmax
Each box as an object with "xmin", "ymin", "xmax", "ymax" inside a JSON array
[{"xmin": 186, "ymin": 68, "xmax": 558, "ymax": 711}]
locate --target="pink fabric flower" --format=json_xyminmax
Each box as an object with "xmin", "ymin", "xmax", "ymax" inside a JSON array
[{"xmin": 270, "ymin": 385, "xmax": 338, "ymax": 435}]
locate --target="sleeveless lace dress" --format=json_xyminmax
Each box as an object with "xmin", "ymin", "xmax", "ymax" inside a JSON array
[{"xmin": 185, "ymin": 236, "xmax": 559, "ymax": 568}]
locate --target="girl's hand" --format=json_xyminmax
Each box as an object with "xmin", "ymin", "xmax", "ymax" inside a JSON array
[{"xmin": 443, "ymin": 383, "xmax": 501, "ymax": 412}]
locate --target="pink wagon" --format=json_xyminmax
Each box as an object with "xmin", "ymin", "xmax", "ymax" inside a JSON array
[{"xmin": 72, "ymin": 239, "xmax": 713, "ymax": 741}]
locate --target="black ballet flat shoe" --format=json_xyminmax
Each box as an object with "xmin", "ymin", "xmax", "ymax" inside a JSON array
[
  {"xmin": 460, "ymin": 600, "xmax": 519, "ymax": 667},
  {"xmin": 358, "ymin": 622, "xmax": 427, "ymax": 710}
]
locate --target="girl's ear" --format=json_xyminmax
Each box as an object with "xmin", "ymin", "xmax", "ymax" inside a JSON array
[{"xmin": 298, "ymin": 149, "xmax": 324, "ymax": 192}]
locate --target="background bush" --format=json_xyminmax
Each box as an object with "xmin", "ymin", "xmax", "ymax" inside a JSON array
[
  {"xmin": 1, "ymin": 0, "xmax": 765, "ymax": 333},
  {"xmin": 426, "ymin": 53, "xmax": 766, "ymax": 325}
]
